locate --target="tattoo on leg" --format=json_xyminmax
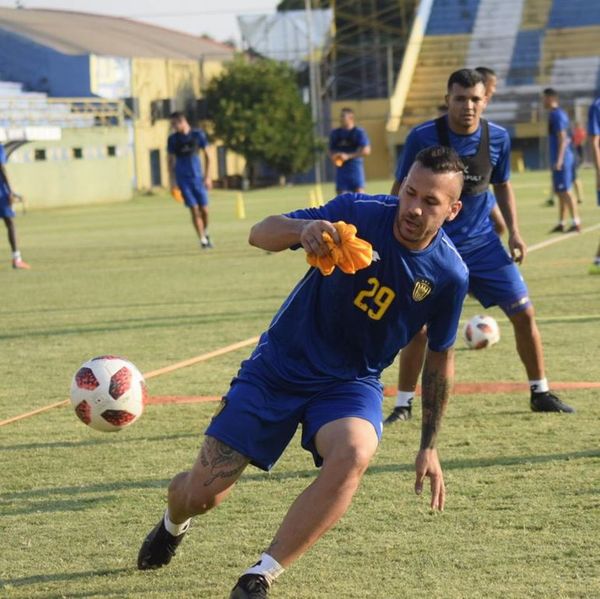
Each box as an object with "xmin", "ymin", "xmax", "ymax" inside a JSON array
[{"xmin": 200, "ymin": 436, "xmax": 248, "ymax": 487}]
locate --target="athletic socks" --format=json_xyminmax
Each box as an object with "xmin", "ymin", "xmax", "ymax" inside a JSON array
[
  {"xmin": 529, "ymin": 378, "xmax": 549, "ymax": 394},
  {"xmin": 163, "ymin": 510, "xmax": 191, "ymax": 536},
  {"xmin": 395, "ymin": 390, "xmax": 414, "ymax": 408},
  {"xmin": 244, "ymin": 553, "xmax": 284, "ymax": 586},
  {"xmin": 12, "ymin": 250, "xmax": 21, "ymax": 261},
  {"xmin": 572, "ymin": 217, "xmax": 581, "ymax": 226}
]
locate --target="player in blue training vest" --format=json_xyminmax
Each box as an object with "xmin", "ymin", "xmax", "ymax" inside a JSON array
[
  {"xmin": 588, "ymin": 95, "xmax": 600, "ymax": 274},
  {"xmin": 167, "ymin": 111, "xmax": 213, "ymax": 249},
  {"xmin": 542, "ymin": 88, "xmax": 581, "ymax": 233},
  {"xmin": 384, "ymin": 69, "xmax": 574, "ymax": 425},
  {"xmin": 0, "ymin": 143, "xmax": 30, "ymax": 269},
  {"xmin": 138, "ymin": 146, "xmax": 469, "ymax": 598},
  {"xmin": 329, "ymin": 107, "xmax": 371, "ymax": 193}
]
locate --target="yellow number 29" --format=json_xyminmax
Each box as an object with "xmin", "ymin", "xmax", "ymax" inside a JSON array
[{"xmin": 353, "ymin": 277, "xmax": 396, "ymax": 321}]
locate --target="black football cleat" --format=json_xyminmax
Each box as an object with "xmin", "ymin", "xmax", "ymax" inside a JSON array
[
  {"xmin": 549, "ymin": 223, "xmax": 564, "ymax": 233},
  {"xmin": 530, "ymin": 390, "xmax": 575, "ymax": 413},
  {"xmin": 229, "ymin": 574, "xmax": 271, "ymax": 598},
  {"xmin": 137, "ymin": 519, "xmax": 187, "ymax": 570},
  {"xmin": 383, "ymin": 404, "xmax": 412, "ymax": 426}
]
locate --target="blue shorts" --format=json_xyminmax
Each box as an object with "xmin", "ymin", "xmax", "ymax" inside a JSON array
[
  {"xmin": 335, "ymin": 170, "xmax": 365, "ymax": 193},
  {"xmin": 205, "ymin": 359, "xmax": 383, "ymax": 471},
  {"xmin": 0, "ymin": 194, "xmax": 15, "ymax": 218},
  {"xmin": 461, "ymin": 235, "xmax": 530, "ymax": 315},
  {"xmin": 552, "ymin": 161, "xmax": 575, "ymax": 193},
  {"xmin": 178, "ymin": 178, "xmax": 208, "ymax": 208}
]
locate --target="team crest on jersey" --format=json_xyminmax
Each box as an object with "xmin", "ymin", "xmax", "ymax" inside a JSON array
[{"xmin": 412, "ymin": 278, "xmax": 433, "ymax": 302}]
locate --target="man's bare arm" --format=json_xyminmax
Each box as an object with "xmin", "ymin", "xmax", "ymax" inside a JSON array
[
  {"xmin": 167, "ymin": 155, "xmax": 176, "ymax": 188},
  {"xmin": 493, "ymin": 181, "xmax": 527, "ymax": 263},
  {"xmin": 202, "ymin": 148, "xmax": 212, "ymax": 189},
  {"xmin": 249, "ymin": 215, "xmax": 339, "ymax": 254}
]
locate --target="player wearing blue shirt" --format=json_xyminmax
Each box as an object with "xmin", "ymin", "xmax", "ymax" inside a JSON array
[
  {"xmin": 588, "ymin": 95, "xmax": 600, "ymax": 274},
  {"xmin": 167, "ymin": 112, "xmax": 213, "ymax": 249},
  {"xmin": 543, "ymin": 89, "xmax": 581, "ymax": 233},
  {"xmin": 0, "ymin": 144, "xmax": 30, "ymax": 269},
  {"xmin": 138, "ymin": 147, "xmax": 469, "ymax": 597},
  {"xmin": 329, "ymin": 108, "xmax": 371, "ymax": 193},
  {"xmin": 385, "ymin": 70, "xmax": 573, "ymax": 424}
]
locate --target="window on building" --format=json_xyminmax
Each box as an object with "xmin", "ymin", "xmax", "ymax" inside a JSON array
[
  {"xmin": 107, "ymin": 145, "xmax": 117, "ymax": 157},
  {"xmin": 72, "ymin": 147, "xmax": 83, "ymax": 159},
  {"xmin": 34, "ymin": 149, "xmax": 46, "ymax": 161}
]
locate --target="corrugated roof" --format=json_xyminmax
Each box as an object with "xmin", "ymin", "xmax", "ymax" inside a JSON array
[{"xmin": 0, "ymin": 7, "xmax": 236, "ymax": 59}]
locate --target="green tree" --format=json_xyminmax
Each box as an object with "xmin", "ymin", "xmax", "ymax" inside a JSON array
[{"xmin": 205, "ymin": 58, "xmax": 317, "ymax": 182}]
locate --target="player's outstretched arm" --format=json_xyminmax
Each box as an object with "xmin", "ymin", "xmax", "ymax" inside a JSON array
[
  {"xmin": 249, "ymin": 215, "xmax": 340, "ymax": 254},
  {"xmin": 414, "ymin": 347, "xmax": 454, "ymax": 511}
]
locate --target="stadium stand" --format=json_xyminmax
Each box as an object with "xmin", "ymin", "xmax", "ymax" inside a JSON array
[{"xmin": 388, "ymin": 0, "xmax": 600, "ymax": 168}]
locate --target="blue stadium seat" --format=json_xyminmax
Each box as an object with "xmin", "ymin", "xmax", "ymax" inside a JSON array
[
  {"xmin": 426, "ymin": 0, "xmax": 481, "ymax": 35},
  {"xmin": 548, "ymin": 0, "xmax": 600, "ymax": 29},
  {"xmin": 507, "ymin": 29, "xmax": 544, "ymax": 85}
]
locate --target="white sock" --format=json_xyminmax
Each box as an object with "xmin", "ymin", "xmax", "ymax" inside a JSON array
[
  {"xmin": 244, "ymin": 552, "xmax": 284, "ymax": 585},
  {"xmin": 12, "ymin": 250, "xmax": 21, "ymax": 260},
  {"xmin": 395, "ymin": 391, "xmax": 414, "ymax": 408},
  {"xmin": 559, "ymin": 220, "xmax": 565, "ymax": 226},
  {"xmin": 163, "ymin": 510, "xmax": 191, "ymax": 536},
  {"xmin": 573, "ymin": 217, "xmax": 581, "ymax": 225},
  {"xmin": 200, "ymin": 236, "xmax": 208, "ymax": 244},
  {"xmin": 529, "ymin": 378, "xmax": 549, "ymax": 393},
  {"xmin": 594, "ymin": 257, "xmax": 600, "ymax": 265}
]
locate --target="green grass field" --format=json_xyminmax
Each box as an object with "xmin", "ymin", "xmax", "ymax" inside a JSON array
[{"xmin": 1, "ymin": 170, "xmax": 599, "ymax": 599}]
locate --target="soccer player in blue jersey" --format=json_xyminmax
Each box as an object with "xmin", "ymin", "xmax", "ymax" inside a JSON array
[
  {"xmin": 138, "ymin": 146, "xmax": 469, "ymax": 597},
  {"xmin": 542, "ymin": 89, "xmax": 581, "ymax": 233},
  {"xmin": 329, "ymin": 107, "xmax": 371, "ymax": 193},
  {"xmin": 167, "ymin": 112, "xmax": 213, "ymax": 248},
  {"xmin": 385, "ymin": 69, "xmax": 573, "ymax": 425},
  {"xmin": 0, "ymin": 143, "xmax": 30, "ymax": 269},
  {"xmin": 588, "ymin": 95, "xmax": 600, "ymax": 275}
]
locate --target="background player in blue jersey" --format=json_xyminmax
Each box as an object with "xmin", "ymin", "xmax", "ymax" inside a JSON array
[
  {"xmin": 137, "ymin": 147, "xmax": 469, "ymax": 598},
  {"xmin": 329, "ymin": 107, "xmax": 371, "ymax": 193},
  {"xmin": 384, "ymin": 69, "xmax": 573, "ymax": 425},
  {"xmin": 588, "ymin": 95, "xmax": 600, "ymax": 275},
  {"xmin": 167, "ymin": 112, "xmax": 213, "ymax": 248},
  {"xmin": 0, "ymin": 143, "xmax": 30, "ymax": 269},
  {"xmin": 542, "ymin": 89, "xmax": 581, "ymax": 233},
  {"xmin": 475, "ymin": 66, "xmax": 507, "ymax": 237}
]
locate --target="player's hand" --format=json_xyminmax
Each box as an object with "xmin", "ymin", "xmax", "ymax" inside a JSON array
[
  {"xmin": 553, "ymin": 161, "xmax": 563, "ymax": 171},
  {"xmin": 415, "ymin": 448, "xmax": 445, "ymax": 511},
  {"xmin": 204, "ymin": 176, "xmax": 213, "ymax": 190},
  {"xmin": 508, "ymin": 231, "xmax": 527, "ymax": 263},
  {"xmin": 300, "ymin": 220, "xmax": 340, "ymax": 257},
  {"xmin": 339, "ymin": 153, "xmax": 350, "ymax": 162},
  {"xmin": 8, "ymin": 192, "xmax": 15, "ymax": 207}
]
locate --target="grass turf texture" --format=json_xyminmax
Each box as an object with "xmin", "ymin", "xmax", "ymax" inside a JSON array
[{"xmin": 1, "ymin": 170, "xmax": 599, "ymax": 598}]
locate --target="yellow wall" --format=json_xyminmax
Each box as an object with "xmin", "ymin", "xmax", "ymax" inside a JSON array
[
  {"xmin": 331, "ymin": 99, "xmax": 391, "ymax": 180},
  {"xmin": 130, "ymin": 57, "xmax": 243, "ymax": 190},
  {"xmin": 6, "ymin": 127, "xmax": 132, "ymax": 208}
]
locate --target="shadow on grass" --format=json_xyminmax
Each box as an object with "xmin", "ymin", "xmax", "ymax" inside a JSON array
[
  {"xmin": 2, "ymin": 495, "xmax": 117, "ymax": 516},
  {"xmin": 1, "ymin": 432, "xmax": 200, "ymax": 452},
  {"xmin": 0, "ymin": 309, "xmax": 272, "ymax": 341},
  {"xmin": 0, "ymin": 567, "xmax": 131, "ymax": 589},
  {"xmin": 2, "ymin": 449, "xmax": 599, "ymax": 503}
]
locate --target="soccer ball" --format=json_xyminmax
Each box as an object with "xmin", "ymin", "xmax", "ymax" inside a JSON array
[
  {"xmin": 463, "ymin": 315, "xmax": 500, "ymax": 350},
  {"xmin": 70, "ymin": 356, "xmax": 146, "ymax": 432}
]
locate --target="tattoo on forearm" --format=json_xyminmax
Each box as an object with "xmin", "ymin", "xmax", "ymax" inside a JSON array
[
  {"xmin": 200, "ymin": 436, "xmax": 248, "ymax": 487},
  {"xmin": 420, "ymin": 367, "xmax": 451, "ymax": 450}
]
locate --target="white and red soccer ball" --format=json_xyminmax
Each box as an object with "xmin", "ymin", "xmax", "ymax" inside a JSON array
[
  {"xmin": 70, "ymin": 356, "xmax": 146, "ymax": 432},
  {"xmin": 463, "ymin": 315, "xmax": 500, "ymax": 350}
]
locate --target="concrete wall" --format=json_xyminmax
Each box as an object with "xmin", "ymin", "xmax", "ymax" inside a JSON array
[
  {"xmin": 5, "ymin": 127, "xmax": 132, "ymax": 208},
  {"xmin": 0, "ymin": 28, "xmax": 91, "ymax": 96},
  {"xmin": 330, "ymin": 99, "xmax": 392, "ymax": 181}
]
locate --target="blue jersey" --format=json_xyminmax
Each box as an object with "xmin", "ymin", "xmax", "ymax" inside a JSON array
[
  {"xmin": 167, "ymin": 129, "xmax": 208, "ymax": 181},
  {"xmin": 548, "ymin": 107, "xmax": 574, "ymax": 165},
  {"xmin": 0, "ymin": 144, "xmax": 9, "ymax": 199},
  {"xmin": 247, "ymin": 194, "xmax": 468, "ymax": 387},
  {"xmin": 329, "ymin": 127, "xmax": 370, "ymax": 179},
  {"xmin": 395, "ymin": 118, "xmax": 511, "ymax": 253},
  {"xmin": 588, "ymin": 97, "xmax": 600, "ymax": 136}
]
